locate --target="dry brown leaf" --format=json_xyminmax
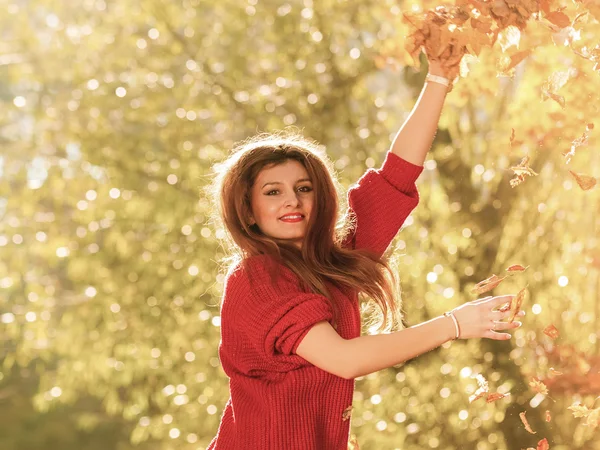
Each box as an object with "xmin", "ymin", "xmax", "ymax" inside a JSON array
[
  {"xmin": 520, "ymin": 411, "xmax": 537, "ymax": 434},
  {"xmin": 569, "ymin": 171, "xmax": 597, "ymax": 191},
  {"xmin": 508, "ymin": 287, "xmax": 527, "ymax": 323},
  {"xmin": 545, "ymin": 11, "xmax": 571, "ymax": 28},
  {"xmin": 506, "ymin": 264, "xmax": 529, "ymax": 273},
  {"xmin": 510, "ymin": 156, "xmax": 538, "ymax": 187},
  {"xmin": 486, "ymin": 392, "xmax": 510, "ymax": 403},
  {"xmin": 471, "ymin": 274, "xmax": 507, "ymax": 295},
  {"xmin": 548, "ymin": 367, "xmax": 563, "ymax": 377},
  {"xmin": 468, "ymin": 374, "xmax": 489, "ymax": 403},
  {"xmin": 543, "ymin": 324, "xmax": 560, "ymax": 339},
  {"xmin": 537, "ymin": 438, "xmax": 550, "ymax": 450},
  {"xmin": 529, "ymin": 379, "xmax": 549, "ymax": 396}
]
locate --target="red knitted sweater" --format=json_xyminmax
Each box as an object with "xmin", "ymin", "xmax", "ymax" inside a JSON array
[{"xmin": 208, "ymin": 152, "xmax": 423, "ymax": 449}]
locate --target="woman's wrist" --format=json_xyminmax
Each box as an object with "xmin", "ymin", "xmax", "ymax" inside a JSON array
[
  {"xmin": 442, "ymin": 312, "xmax": 460, "ymax": 341},
  {"xmin": 427, "ymin": 61, "xmax": 447, "ymax": 78}
]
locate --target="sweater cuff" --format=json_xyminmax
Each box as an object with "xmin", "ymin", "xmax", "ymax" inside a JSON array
[{"xmin": 377, "ymin": 151, "xmax": 424, "ymax": 191}]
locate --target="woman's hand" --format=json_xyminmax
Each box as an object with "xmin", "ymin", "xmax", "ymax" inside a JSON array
[
  {"xmin": 426, "ymin": 43, "xmax": 465, "ymax": 82},
  {"xmin": 449, "ymin": 295, "xmax": 526, "ymax": 340}
]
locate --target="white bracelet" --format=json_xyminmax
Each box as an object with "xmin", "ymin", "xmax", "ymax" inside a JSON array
[
  {"xmin": 443, "ymin": 311, "xmax": 460, "ymax": 340},
  {"xmin": 426, "ymin": 73, "xmax": 450, "ymax": 87}
]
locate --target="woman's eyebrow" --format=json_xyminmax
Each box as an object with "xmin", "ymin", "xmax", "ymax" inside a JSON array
[{"xmin": 262, "ymin": 178, "xmax": 312, "ymax": 188}]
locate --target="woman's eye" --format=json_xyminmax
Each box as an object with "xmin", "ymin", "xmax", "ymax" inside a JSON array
[
  {"xmin": 266, "ymin": 190, "xmax": 278, "ymax": 195},
  {"xmin": 298, "ymin": 186, "xmax": 313, "ymax": 192}
]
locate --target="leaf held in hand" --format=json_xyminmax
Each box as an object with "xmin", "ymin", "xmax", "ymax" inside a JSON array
[{"xmin": 508, "ymin": 287, "xmax": 527, "ymax": 323}]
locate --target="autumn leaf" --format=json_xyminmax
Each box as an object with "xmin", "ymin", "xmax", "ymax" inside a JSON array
[
  {"xmin": 508, "ymin": 287, "xmax": 527, "ymax": 323},
  {"xmin": 543, "ymin": 324, "xmax": 560, "ymax": 339},
  {"xmin": 471, "ymin": 274, "xmax": 507, "ymax": 295},
  {"xmin": 569, "ymin": 171, "xmax": 597, "ymax": 191},
  {"xmin": 563, "ymin": 124, "xmax": 593, "ymax": 163},
  {"xmin": 506, "ymin": 264, "xmax": 529, "ymax": 273},
  {"xmin": 342, "ymin": 405, "xmax": 353, "ymax": 421},
  {"xmin": 468, "ymin": 374, "xmax": 489, "ymax": 403},
  {"xmin": 486, "ymin": 392, "xmax": 510, "ymax": 403},
  {"xmin": 568, "ymin": 403, "xmax": 591, "ymax": 418},
  {"xmin": 529, "ymin": 379, "xmax": 549, "ymax": 396},
  {"xmin": 545, "ymin": 11, "xmax": 571, "ymax": 28},
  {"xmin": 568, "ymin": 401, "xmax": 600, "ymax": 428},
  {"xmin": 498, "ymin": 49, "xmax": 532, "ymax": 73},
  {"xmin": 537, "ymin": 438, "xmax": 550, "ymax": 450},
  {"xmin": 509, "ymin": 128, "xmax": 524, "ymax": 148},
  {"xmin": 548, "ymin": 367, "xmax": 563, "ymax": 377},
  {"xmin": 348, "ymin": 433, "xmax": 360, "ymax": 450},
  {"xmin": 510, "ymin": 156, "xmax": 538, "ymax": 187},
  {"xmin": 520, "ymin": 411, "xmax": 537, "ymax": 434}
]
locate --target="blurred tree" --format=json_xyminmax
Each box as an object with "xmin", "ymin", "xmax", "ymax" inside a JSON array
[{"xmin": 0, "ymin": 0, "xmax": 599, "ymax": 449}]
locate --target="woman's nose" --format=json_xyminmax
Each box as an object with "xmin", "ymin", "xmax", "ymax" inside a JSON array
[{"xmin": 284, "ymin": 193, "xmax": 301, "ymax": 207}]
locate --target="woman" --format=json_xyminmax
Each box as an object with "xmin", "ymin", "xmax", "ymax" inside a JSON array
[{"xmin": 206, "ymin": 58, "xmax": 524, "ymax": 449}]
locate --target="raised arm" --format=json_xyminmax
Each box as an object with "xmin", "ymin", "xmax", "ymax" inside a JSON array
[
  {"xmin": 342, "ymin": 63, "xmax": 458, "ymax": 257},
  {"xmin": 390, "ymin": 61, "xmax": 453, "ymax": 166}
]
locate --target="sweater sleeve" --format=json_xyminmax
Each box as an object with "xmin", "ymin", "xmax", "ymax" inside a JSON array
[
  {"xmin": 221, "ymin": 257, "xmax": 334, "ymax": 373},
  {"xmin": 343, "ymin": 152, "xmax": 424, "ymax": 258}
]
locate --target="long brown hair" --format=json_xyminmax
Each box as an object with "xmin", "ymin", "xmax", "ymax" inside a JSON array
[{"xmin": 206, "ymin": 130, "xmax": 403, "ymax": 334}]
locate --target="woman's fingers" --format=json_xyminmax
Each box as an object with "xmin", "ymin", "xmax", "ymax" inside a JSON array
[
  {"xmin": 490, "ymin": 319, "xmax": 522, "ymax": 331},
  {"xmin": 490, "ymin": 309, "xmax": 526, "ymax": 321},
  {"xmin": 491, "ymin": 294, "xmax": 516, "ymax": 308},
  {"xmin": 483, "ymin": 330, "xmax": 512, "ymax": 340}
]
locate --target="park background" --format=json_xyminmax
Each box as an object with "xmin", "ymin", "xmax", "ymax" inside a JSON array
[{"xmin": 1, "ymin": 0, "xmax": 599, "ymax": 449}]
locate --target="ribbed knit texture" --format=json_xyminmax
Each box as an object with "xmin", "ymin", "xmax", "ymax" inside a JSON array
[{"xmin": 208, "ymin": 152, "xmax": 423, "ymax": 449}]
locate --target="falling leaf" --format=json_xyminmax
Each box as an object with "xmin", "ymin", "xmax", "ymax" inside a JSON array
[
  {"xmin": 569, "ymin": 171, "xmax": 597, "ymax": 191},
  {"xmin": 471, "ymin": 274, "xmax": 507, "ymax": 295},
  {"xmin": 543, "ymin": 324, "xmax": 560, "ymax": 339},
  {"xmin": 537, "ymin": 438, "xmax": 550, "ymax": 450},
  {"xmin": 506, "ymin": 264, "xmax": 529, "ymax": 273},
  {"xmin": 563, "ymin": 125, "xmax": 593, "ymax": 163},
  {"xmin": 510, "ymin": 156, "xmax": 538, "ymax": 187},
  {"xmin": 468, "ymin": 374, "xmax": 489, "ymax": 403},
  {"xmin": 548, "ymin": 367, "xmax": 563, "ymax": 377},
  {"xmin": 498, "ymin": 49, "xmax": 532, "ymax": 73},
  {"xmin": 520, "ymin": 411, "xmax": 537, "ymax": 434},
  {"xmin": 486, "ymin": 392, "xmax": 510, "ymax": 403},
  {"xmin": 568, "ymin": 402, "xmax": 600, "ymax": 428},
  {"xmin": 545, "ymin": 410, "xmax": 552, "ymax": 422},
  {"xmin": 342, "ymin": 405, "xmax": 353, "ymax": 421},
  {"xmin": 508, "ymin": 287, "xmax": 527, "ymax": 323},
  {"xmin": 348, "ymin": 433, "xmax": 360, "ymax": 450},
  {"xmin": 545, "ymin": 11, "xmax": 571, "ymax": 28},
  {"xmin": 529, "ymin": 379, "xmax": 549, "ymax": 396},
  {"xmin": 568, "ymin": 403, "xmax": 591, "ymax": 418}
]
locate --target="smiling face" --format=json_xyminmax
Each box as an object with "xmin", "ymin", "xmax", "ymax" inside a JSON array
[{"xmin": 249, "ymin": 159, "xmax": 314, "ymax": 249}]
